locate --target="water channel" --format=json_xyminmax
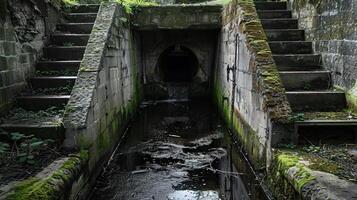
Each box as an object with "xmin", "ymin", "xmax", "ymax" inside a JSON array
[{"xmin": 90, "ymin": 100, "xmax": 271, "ymax": 200}]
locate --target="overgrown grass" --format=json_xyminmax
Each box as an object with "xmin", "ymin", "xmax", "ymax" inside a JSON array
[{"xmin": 62, "ymin": 0, "xmax": 157, "ymax": 13}]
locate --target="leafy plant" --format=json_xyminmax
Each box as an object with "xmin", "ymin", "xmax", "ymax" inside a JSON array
[
  {"xmin": 303, "ymin": 145, "xmax": 321, "ymax": 153},
  {"xmin": 277, "ymin": 143, "xmax": 296, "ymax": 149},
  {"xmin": 289, "ymin": 113, "xmax": 305, "ymax": 122},
  {"xmin": 0, "ymin": 142, "xmax": 10, "ymax": 153},
  {"xmin": 1, "ymin": 132, "xmax": 55, "ymax": 165}
]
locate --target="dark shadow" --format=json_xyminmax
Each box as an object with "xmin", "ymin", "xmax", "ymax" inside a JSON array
[{"xmin": 158, "ymin": 46, "xmax": 199, "ymax": 82}]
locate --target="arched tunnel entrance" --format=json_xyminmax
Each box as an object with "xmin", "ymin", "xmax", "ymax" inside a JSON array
[{"xmin": 158, "ymin": 45, "xmax": 199, "ymax": 82}]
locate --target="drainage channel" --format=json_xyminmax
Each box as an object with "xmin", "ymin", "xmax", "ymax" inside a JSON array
[{"xmin": 90, "ymin": 100, "xmax": 272, "ymax": 200}]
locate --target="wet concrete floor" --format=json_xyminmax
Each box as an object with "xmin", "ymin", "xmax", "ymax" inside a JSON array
[{"xmin": 90, "ymin": 100, "xmax": 270, "ymax": 200}]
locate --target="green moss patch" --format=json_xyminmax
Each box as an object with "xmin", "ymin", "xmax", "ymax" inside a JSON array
[
  {"xmin": 4, "ymin": 151, "xmax": 88, "ymax": 200},
  {"xmin": 268, "ymin": 150, "xmax": 316, "ymax": 199}
]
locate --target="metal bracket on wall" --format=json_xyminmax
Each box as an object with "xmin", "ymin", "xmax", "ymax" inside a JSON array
[{"xmin": 226, "ymin": 64, "xmax": 235, "ymax": 82}]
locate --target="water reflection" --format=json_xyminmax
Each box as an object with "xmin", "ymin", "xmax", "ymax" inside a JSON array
[{"xmin": 90, "ymin": 101, "xmax": 269, "ymax": 200}]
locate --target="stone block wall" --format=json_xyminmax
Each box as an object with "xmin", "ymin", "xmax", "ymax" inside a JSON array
[
  {"xmin": 215, "ymin": 0, "xmax": 291, "ymax": 168},
  {"xmin": 132, "ymin": 5, "xmax": 222, "ymax": 30},
  {"xmin": 63, "ymin": 3, "xmax": 142, "ymax": 197},
  {"xmin": 288, "ymin": 0, "xmax": 357, "ymax": 111},
  {"xmin": 0, "ymin": 0, "xmax": 61, "ymax": 114}
]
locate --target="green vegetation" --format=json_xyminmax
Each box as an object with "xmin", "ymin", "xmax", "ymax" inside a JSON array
[
  {"xmin": 0, "ymin": 132, "xmax": 55, "ymax": 165},
  {"xmin": 5, "ymin": 151, "xmax": 88, "ymax": 200},
  {"xmin": 62, "ymin": 0, "xmax": 157, "ymax": 13}
]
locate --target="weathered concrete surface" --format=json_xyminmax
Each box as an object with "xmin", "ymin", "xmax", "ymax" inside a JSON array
[
  {"xmin": 132, "ymin": 5, "xmax": 222, "ymax": 30},
  {"xmin": 0, "ymin": 0, "xmax": 62, "ymax": 114},
  {"xmin": 214, "ymin": 0, "xmax": 291, "ymax": 168},
  {"xmin": 63, "ymin": 2, "xmax": 142, "ymax": 199},
  {"xmin": 269, "ymin": 150, "xmax": 357, "ymax": 200},
  {"xmin": 288, "ymin": 0, "xmax": 357, "ymax": 111}
]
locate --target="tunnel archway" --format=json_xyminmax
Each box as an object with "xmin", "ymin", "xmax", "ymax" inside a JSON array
[{"xmin": 158, "ymin": 45, "xmax": 199, "ymax": 82}]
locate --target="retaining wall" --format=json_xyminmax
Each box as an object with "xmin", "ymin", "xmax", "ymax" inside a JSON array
[
  {"xmin": 0, "ymin": 0, "xmax": 62, "ymax": 114},
  {"xmin": 62, "ymin": 2, "xmax": 142, "ymax": 198},
  {"xmin": 214, "ymin": 0, "xmax": 292, "ymax": 169}
]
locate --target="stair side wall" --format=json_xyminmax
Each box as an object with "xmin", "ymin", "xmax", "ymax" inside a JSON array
[
  {"xmin": 63, "ymin": 3, "xmax": 143, "ymax": 199},
  {"xmin": 288, "ymin": 0, "xmax": 357, "ymax": 112},
  {"xmin": 0, "ymin": 0, "xmax": 62, "ymax": 114},
  {"xmin": 214, "ymin": 0, "xmax": 292, "ymax": 169}
]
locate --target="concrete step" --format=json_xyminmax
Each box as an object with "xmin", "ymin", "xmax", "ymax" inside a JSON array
[
  {"xmin": 51, "ymin": 34, "xmax": 90, "ymax": 46},
  {"xmin": 30, "ymin": 76, "xmax": 77, "ymax": 89},
  {"xmin": 16, "ymin": 95, "xmax": 70, "ymax": 110},
  {"xmin": 66, "ymin": 13, "xmax": 97, "ymax": 23},
  {"xmin": 279, "ymin": 71, "xmax": 331, "ymax": 91},
  {"xmin": 255, "ymin": 2, "xmax": 287, "ymax": 10},
  {"xmin": 36, "ymin": 60, "xmax": 81, "ymax": 71},
  {"xmin": 44, "ymin": 46, "xmax": 85, "ymax": 60},
  {"xmin": 57, "ymin": 23, "xmax": 94, "ymax": 34},
  {"xmin": 269, "ymin": 41, "xmax": 313, "ymax": 54},
  {"xmin": 257, "ymin": 10, "xmax": 292, "ymax": 19},
  {"xmin": 277, "ymin": 65, "xmax": 322, "ymax": 71},
  {"xmin": 0, "ymin": 124, "xmax": 64, "ymax": 140},
  {"xmin": 265, "ymin": 29, "xmax": 305, "ymax": 41},
  {"xmin": 286, "ymin": 91, "xmax": 347, "ymax": 111},
  {"xmin": 69, "ymin": 4, "xmax": 100, "ymax": 13},
  {"xmin": 273, "ymin": 54, "xmax": 321, "ymax": 69},
  {"xmin": 295, "ymin": 120, "xmax": 357, "ymax": 144},
  {"xmin": 261, "ymin": 19, "xmax": 298, "ymax": 29}
]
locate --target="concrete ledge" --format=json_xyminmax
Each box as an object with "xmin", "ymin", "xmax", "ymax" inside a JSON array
[
  {"xmin": 0, "ymin": 151, "xmax": 89, "ymax": 200},
  {"xmin": 268, "ymin": 149, "xmax": 357, "ymax": 200},
  {"xmin": 132, "ymin": 5, "xmax": 222, "ymax": 30}
]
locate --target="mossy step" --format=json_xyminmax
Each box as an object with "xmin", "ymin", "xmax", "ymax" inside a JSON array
[
  {"xmin": 257, "ymin": 10, "xmax": 292, "ymax": 19},
  {"xmin": 51, "ymin": 34, "xmax": 90, "ymax": 46},
  {"xmin": 36, "ymin": 60, "xmax": 81, "ymax": 71},
  {"xmin": 57, "ymin": 23, "xmax": 94, "ymax": 34},
  {"xmin": 69, "ymin": 4, "xmax": 100, "ymax": 13},
  {"xmin": 286, "ymin": 91, "xmax": 347, "ymax": 112},
  {"xmin": 261, "ymin": 19, "xmax": 298, "ymax": 29},
  {"xmin": 66, "ymin": 13, "xmax": 97, "ymax": 23},
  {"xmin": 16, "ymin": 95, "xmax": 70, "ymax": 110},
  {"xmin": 30, "ymin": 76, "xmax": 77, "ymax": 89},
  {"xmin": 295, "ymin": 111, "xmax": 357, "ymax": 121},
  {"xmin": 44, "ymin": 46, "xmax": 86, "ymax": 60},
  {"xmin": 0, "ymin": 124, "xmax": 64, "ymax": 140},
  {"xmin": 265, "ymin": 29, "xmax": 305, "ymax": 41},
  {"xmin": 279, "ymin": 71, "xmax": 331, "ymax": 91},
  {"xmin": 269, "ymin": 41, "xmax": 312, "ymax": 54},
  {"xmin": 254, "ymin": 2, "xmax": 287, "ymax": 10}
]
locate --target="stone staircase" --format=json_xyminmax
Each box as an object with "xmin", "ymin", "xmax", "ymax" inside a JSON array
[
  {"xmin": 255, "ymin": 1, "xmax": 357, "ymax": 143},
  {"xmin": 0, "ymin": 5, "xmax": 99, "ymax": 140}
]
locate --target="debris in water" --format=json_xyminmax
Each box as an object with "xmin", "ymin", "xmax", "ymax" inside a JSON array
[
  {"xmin": 169, "ymin": 134, "xmax": 181, "ymax": 138},
  {"xmin": 347, "ymin": 144, "xmax": 357, "ymax": 159},
  {"xmin": 167, "ymin": 190, "xmax": 220, "ymax": 200},
  {"xmin": 131, "ymin": 169, "xmax": 150, "ymax": 174}
]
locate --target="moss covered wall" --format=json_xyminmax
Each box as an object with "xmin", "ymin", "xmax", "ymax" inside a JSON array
[
  {"xmin": 288, "ymin": 0, "xmax": 357, "ymax": 111},
  {"xmin": 63, "ymin": 3, "xmax": 142, "ymax": 199},
  {"xmin": 214, "ymin": 0, "xmax": 292, "ymax": 169}
]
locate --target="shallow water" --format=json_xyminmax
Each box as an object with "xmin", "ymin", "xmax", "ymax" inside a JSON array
[{"xmin": 90, "ymin": 101, "xmax": 270, "ymax": 200}]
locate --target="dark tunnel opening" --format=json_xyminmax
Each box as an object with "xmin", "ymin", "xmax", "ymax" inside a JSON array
[{"xmin": 158, "ymin": 46, "xmax": 199, "ymax": 82}]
